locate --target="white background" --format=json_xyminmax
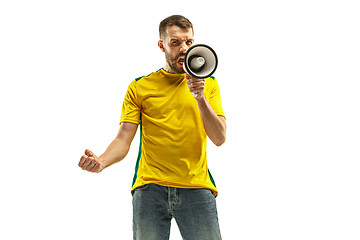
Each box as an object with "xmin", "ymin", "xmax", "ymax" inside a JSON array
[{"xmin": 1, "ymin": 0, "xmax": 359, "ymax": 239}]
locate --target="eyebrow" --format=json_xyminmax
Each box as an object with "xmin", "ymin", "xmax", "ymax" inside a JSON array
[{"xmin": 170, "ymin": 38, "xmax": 194, "ymax": 42}]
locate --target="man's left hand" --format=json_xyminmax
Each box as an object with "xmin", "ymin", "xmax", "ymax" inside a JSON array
[{"xmin": 185, "ymin": 74, "xmax": 205, "ymax": 99}]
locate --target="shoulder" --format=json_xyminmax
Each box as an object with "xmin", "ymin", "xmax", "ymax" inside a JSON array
[
  {"xmin": 134, "ymin": 69, "xmax": 162, "ymax": 82},
  {"xmin": 127, "ymin": 69, "xmax": 163, "ymax": 95},
  {"xmin": 126, "ymin": 69, "xmax": 162, "ymax": 89},
  {"xmin": 205, "ymin": 75, "xmax": 219, "ymax": 87},
  {"xmin": 205, "ymin": 76, "xmax": 217, "ymax": 82}
]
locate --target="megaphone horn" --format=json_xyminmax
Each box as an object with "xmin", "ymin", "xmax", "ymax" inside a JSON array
[{"xmin": 183, "ymin": 44, "xmax": 218, "ymax": 79}]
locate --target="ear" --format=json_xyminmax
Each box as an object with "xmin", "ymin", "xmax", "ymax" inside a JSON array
[{"xmin": 158, "ymin": 40, "xmax": 165, "ymax": 53}]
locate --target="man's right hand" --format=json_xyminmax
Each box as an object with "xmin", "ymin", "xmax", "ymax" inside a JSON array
[
  {"xmin": 78, "ymin": 149, "xmax": 104, "ymax": 173},
  {"xmin": 78, "ymin": 122, "xmax": 139, "ymax": 173}
]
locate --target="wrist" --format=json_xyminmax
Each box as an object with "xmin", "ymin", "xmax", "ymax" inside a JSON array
[
  {"xmin": 98, "ymin": 155, "xmax": 108, "ymax": 169},
  {"xmin": 195, "ymin": 93, "xmax": 206, "ymax": 102}
]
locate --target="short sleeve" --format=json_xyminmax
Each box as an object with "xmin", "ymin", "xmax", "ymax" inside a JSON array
[
  {"xmin": 208, "ymin": 77, "xmax": 225, "ymax": 118},
  {"xmin": 120, "ymin": 80, "xmax": 141, "ymax": 125}
]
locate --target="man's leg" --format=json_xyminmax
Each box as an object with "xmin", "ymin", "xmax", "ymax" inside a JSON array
[
  {"xmin": 132, "ymin": 184, "xmax": 172, "ymax": 240},
  {"xmin": 174, "ymin": 188, "xmax": 222, "ymax": 240}
]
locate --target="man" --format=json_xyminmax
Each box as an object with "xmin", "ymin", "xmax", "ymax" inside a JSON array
[{"xmin": 79, "ymin": 15, "xmax": 226, "ymax": 240}]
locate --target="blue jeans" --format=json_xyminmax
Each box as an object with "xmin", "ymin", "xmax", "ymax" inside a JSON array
[{"xmin": 133, "ymin": 183, "xmax": 222, "ymax": 240}]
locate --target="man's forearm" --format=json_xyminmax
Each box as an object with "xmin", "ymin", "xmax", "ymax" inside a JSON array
[
  {"xmin": 98, "ymin": 137, "xmax": 131, "ymax": 169},
  {"xmin": 98, "ymin": 122, "xmax": 138, "ymax": 169},
  {"xmin": 196, "ymin": 97, "xmax": 226, "ymax": 146}
]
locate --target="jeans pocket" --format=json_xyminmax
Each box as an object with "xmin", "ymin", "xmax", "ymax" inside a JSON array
[{"xmin": 135, "ymin": 184, "xmax": 150, "ymax": 191}]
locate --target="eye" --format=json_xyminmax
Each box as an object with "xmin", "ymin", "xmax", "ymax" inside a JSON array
[
  {"xmin": 186, "ymin": 40, "xmax": 193, "ymax": 45},
  {"xmin": 171, "ymin": 40, "xmax": 179, "ymax": 46}
]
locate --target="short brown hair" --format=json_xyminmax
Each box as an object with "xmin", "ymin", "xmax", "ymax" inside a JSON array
[{"xmin": 159, "ymin": 15, "xmax": 193, "ymax": 40}]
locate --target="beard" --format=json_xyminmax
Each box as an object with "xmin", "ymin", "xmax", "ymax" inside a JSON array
[{"xmin": 165, "ymin": 50, "xmax": 185, "ymax": 74}]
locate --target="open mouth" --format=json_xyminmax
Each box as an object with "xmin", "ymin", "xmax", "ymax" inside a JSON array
[{"xmin": 178, "ymin": 58, "xmax": 184, "ymax": 66}]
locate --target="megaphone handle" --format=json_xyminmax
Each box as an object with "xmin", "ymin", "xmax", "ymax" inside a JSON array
[{"xmin": 192, "ymin": 92, "xmax": 199, "ymax": 98}]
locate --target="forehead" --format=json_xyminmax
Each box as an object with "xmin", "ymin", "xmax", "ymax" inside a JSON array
[{"xmin": 165, "ymin": 25, "xmax": 193, "ymax": 40}]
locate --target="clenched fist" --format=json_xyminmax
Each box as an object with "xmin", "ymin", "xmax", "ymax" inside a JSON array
[
  {"xmin": 185, "ymin": 74, "xmax": 205, "ymax": 99},
  {"xmin": 78, "ymin": 149, "xmax": 104, "ymax": 173}
]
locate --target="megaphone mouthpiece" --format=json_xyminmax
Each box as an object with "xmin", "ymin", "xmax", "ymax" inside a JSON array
[
  {"xmin": 188, "ymin": 55, "xmax": 205, "ymax": 73},
  {"xmin": 190, "ymin": 56, "xmax": 205, "ymax": 70}
]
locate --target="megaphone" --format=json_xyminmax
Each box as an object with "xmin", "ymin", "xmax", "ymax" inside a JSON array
[{"xmin": 183, "ymin": 44, "xmax": 218, "ymax": 97}]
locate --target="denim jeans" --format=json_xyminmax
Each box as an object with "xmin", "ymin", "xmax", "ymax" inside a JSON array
[{"xmin": 133, "ymin": 183, "xmax": 222, "ymax": 240}]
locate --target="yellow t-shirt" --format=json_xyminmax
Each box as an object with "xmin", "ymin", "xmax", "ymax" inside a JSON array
[{"xmin": 120, "ymin": 68, "xmax": 225, "ymax": 196}]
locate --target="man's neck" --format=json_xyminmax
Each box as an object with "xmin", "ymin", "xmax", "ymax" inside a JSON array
[{"xmin": 163, "ymin": 64, "xmax": 175, "ymax": 74}]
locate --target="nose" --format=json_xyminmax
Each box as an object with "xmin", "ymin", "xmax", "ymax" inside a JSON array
[{"xmin": 179, "ymin": 42, "xmax": 189, "ymax": 54}]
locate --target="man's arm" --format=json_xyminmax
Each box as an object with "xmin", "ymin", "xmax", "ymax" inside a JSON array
[
  {"xmin": 196, "ymin": 97, "xmax": 226, "ymax": 146},
  {"xmin": 78, "ymin": 122, "xmax": 138, "ymax": 173},
  {"xmin": 186, "ymin": 74, "xmax": 226, "ymax": 146}
]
